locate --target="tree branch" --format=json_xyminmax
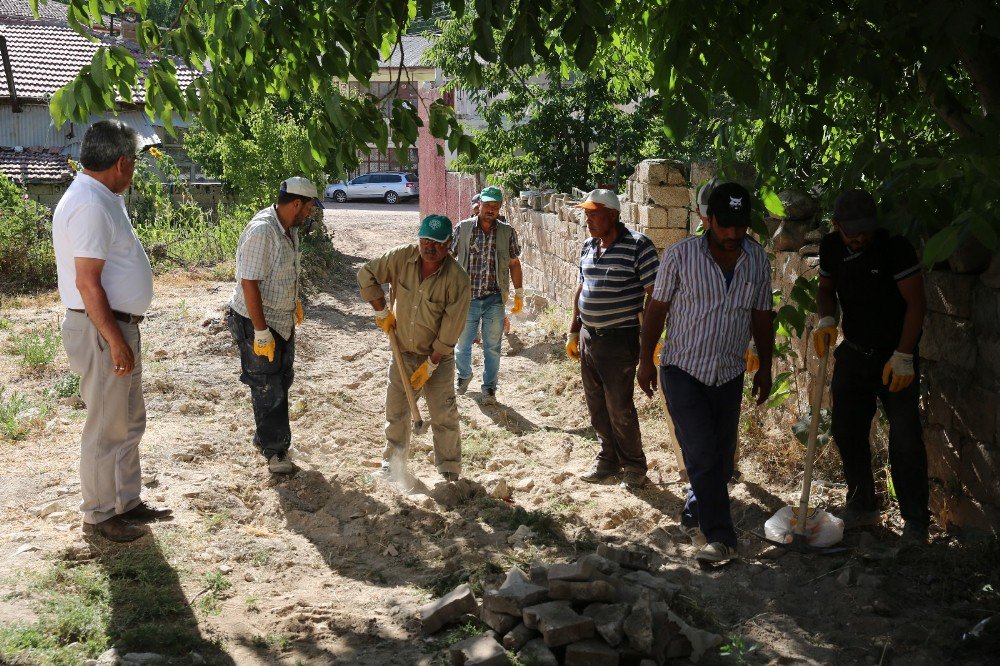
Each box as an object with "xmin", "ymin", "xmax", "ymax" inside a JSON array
[{"xmin": 916, "ymin": 65, "xmax": 978, "ymax": 138}]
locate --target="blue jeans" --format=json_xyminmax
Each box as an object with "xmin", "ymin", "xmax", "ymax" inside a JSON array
[
  {"xmin": 455, "ymin": 293, "xmax": 504, "ymax": 392},
  {"xmin": 662, "ymin": 365, "xmax": 743, "ymax": 548}
]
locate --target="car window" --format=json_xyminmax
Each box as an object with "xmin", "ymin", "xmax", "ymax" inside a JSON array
[
  {"xmin": 351, "ymin": 175, "xmax": 370, "ymax": 185},
  {"xmin": 404, "ymin": 173, "xmax": 418, "ymax": 183},
  {"xmin": 375, "ymin": 174, "xmax": 401, "ymax": 183}
]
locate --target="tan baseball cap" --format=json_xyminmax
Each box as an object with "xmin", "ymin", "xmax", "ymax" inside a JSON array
[{"xmin": 575, "ymin": 189, "xmax": 621, "ymax": 211}]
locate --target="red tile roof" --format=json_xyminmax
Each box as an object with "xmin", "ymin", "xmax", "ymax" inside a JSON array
[
  {"xmin": 0, "ymin": 19, "xmax": 199, "ymax": 104},
  {"xmin": 0, "ymin": 146, "xmax": 72, "ymax": 184}
]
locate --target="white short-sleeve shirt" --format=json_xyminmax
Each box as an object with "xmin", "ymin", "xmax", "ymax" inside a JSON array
[{"xmin": 52, "ymin": 173, "xmax": 154, "ymax": 315}]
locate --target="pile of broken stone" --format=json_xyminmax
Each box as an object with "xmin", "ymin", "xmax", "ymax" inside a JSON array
[{"xmin": 419, "ymin": 544, "xmax": 723, "ymax": 665}]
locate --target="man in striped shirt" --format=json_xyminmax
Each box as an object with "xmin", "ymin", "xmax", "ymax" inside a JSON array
[
  {"xmin": 566, "ymin": 189, "xmax": 660, "ymax": 489},
  {"xmin": 638, "ymin": 182, "xmax": 774, "ymax": 564}
]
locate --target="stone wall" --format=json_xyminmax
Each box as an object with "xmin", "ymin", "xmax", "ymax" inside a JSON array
[{"xmin": 503, "ymin": 157, "xmax": 1000, "ymax": 533}]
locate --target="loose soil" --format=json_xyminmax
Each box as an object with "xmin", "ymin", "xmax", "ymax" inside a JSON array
[{"xmin": 0, "ymin": 202, "xmax": 996, "ymax": 665}]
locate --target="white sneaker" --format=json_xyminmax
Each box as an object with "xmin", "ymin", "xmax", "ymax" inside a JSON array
[
  {"xmin": 679, "ymin": 524, "xmax": 707, "ymax": 547},
  {"xmin": 267, "ymin": 454, "xmax": 295, "ymax": 474},
  {"xmin": 695, "ymin": 542, "xmax": 738, "ymax": 563}
]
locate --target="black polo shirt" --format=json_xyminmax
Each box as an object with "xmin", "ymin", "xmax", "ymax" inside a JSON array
[{"xmin": 818, "ymin": 230, "xmax": 920, "ymax": 352}]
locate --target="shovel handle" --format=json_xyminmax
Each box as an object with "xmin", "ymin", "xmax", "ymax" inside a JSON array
[
  {"xmin": 795, "ymin": 350, "xmax": 831, "ymax": 538},
  {"xmin": 387, "ymin": 329, "xmax": 423, "ymax": 423}
]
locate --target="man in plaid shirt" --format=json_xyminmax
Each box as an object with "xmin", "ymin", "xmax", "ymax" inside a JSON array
[
  {"xmin": 450, "ymin": 186, "xmax": 524, "ymax": 405},
  {"xmin": 227, "ymin": 177, "xmax": 322, "ymax": 474}
]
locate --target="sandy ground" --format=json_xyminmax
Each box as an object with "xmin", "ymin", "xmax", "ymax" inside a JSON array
[{"xmin": 0, "ymin": 201, "xmax": 996, "ymax": 665}]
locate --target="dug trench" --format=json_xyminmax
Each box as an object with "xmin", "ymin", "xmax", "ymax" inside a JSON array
[{"xmin": 0, "ymin": 203, "xmax": 997, "ymax": 665}]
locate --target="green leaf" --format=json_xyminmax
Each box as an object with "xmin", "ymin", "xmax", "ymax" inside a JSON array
[
  {"xmin": 575, "ymin": 32, "xmax": 597, "ymax": 70},
  {"xmin": 762, "ymin": 189, "xmax": 786, "ymax": 218},
  {"xmin": 923, "ymin": 225, "xmax": 962, "ymax": 266}
]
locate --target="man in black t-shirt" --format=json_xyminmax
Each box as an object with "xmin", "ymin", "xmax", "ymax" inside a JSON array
[{"xmin": 814, "ymin": 189, "xmax": 929, "ymax": 544}]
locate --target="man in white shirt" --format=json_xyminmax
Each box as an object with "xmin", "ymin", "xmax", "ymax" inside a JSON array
[
  {"xmin": 227, "ymin": 177, "xmax": 321, "ymax": 474},
  {"xmin": 53, "ymin": 119, "xmax": 171, "ymax": 543}
]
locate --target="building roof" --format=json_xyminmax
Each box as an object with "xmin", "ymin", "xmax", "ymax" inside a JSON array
[
  {"xmin": 0, "ymin": 18, "xmax": 198, "ymax": 103},
  {"xmin": 0, "ymin": 146, "xmax": 72, "ymax": 184},
  {"xmin": 378, "ymin": 35, "xmax": 434, "ymax": 69},
  {"xmin": 0, "ymin": 0, "xmax": 69, "ymax": 23}
]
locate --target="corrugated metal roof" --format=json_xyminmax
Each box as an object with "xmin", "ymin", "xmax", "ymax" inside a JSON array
[
  {"xmin": 0, "ymin": 104, "xmax": 160, "ymax": 157},
  {"xmin": 0, "ymin": 19, "xmax": 199, "ymax": 103},
  {"xmin": 378, "ymin": 35, "xmax": 434, "ymax": 69},
  {"xmin": 0, "ymin": 146, "xmax": 72, "ymax": 183}
]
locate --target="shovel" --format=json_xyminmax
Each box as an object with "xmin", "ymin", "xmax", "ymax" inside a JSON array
[
  {"xmin": 387, "ymin": 327, "xmax": 431, "ymax": 436},
  {"xmin": 754, "ymin": 350, "xmax": 848, "ymax": 555}
]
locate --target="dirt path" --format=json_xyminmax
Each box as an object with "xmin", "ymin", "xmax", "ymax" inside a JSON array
[{"xmin": 0, "ymin": 203, "xmax": 996, "ymax": 665}]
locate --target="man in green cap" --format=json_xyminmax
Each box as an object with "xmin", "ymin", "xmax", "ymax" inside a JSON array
[
  {"xmin": 451, "ymin": 185, "xmax": 524, "ymax": 405},
  {"xmin": 358, "ymin": 215, "xmax": 472, "ymax": 481}
]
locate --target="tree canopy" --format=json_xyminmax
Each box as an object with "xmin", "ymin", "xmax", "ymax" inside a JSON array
[{"xmin": 41, "ymin": 0, "xmax": 1000, "ymax": 262}]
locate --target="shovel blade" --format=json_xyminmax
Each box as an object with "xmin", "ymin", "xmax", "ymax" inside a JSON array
[{"xmin": 412, "ymin": 419, "xmax": 430, "ymax": 435}]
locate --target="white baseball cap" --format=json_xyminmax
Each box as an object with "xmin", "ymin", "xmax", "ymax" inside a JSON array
[
  {"xmin": 697, "ymin": 177, "xmax": 719, "ymax": 217},
  {"xmin": 575, "ymin": 189, "xmax": 621, "ymax": 211},
  {"xmin": 280, "ymin": 176, "xmax": 324, "ymax": 208}
]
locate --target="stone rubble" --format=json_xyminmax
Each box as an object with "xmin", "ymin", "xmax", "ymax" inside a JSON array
[{"xmin": 422, "ymin": 545, "xmax": 722, "ymax": 665}]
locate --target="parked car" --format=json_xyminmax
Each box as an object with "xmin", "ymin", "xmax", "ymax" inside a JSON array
[{"xmin": 324, "ymin": 172, "xmax": 419, "ymax": 204}]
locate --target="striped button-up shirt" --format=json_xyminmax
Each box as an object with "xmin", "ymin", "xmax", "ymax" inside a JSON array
[
  {"xmin": 230, "ymin": 206, "xmax": 300, "ymax": 341},
  {"xmin": 578, "ymin": 225, "xmax": 660, "ymax": 328},
  {"xmin": 653, "ymin": 234, "xmax": 771, "ymax": 385}
]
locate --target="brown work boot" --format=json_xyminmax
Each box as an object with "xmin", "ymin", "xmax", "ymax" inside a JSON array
[
  {"xmin": 83, "ymin": 516, "xmax": 146, "ymax": 543},
  {"xmin": 121, "ymin": 501, "xmax": 173, "ymax": 522},
  {"xmin": 580, "ymin": 463, "xmax": 621, "ymax": 483}
]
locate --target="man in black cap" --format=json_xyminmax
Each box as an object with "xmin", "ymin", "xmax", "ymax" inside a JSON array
[
  {"xmin": 814, "ymin": 189, "xmax": 929, "ymax": 543},
  {"xmin": 638, "ymin": 182, "xmax": 774, "ymax": 564}
]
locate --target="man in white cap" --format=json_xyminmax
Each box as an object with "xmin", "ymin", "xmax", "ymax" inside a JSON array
[
  {"xmin": 227, "ymin": 177, "xmax": 322, "ymax": 474},
  {"xmin": 566, "ymin": 189, "xmax": 660, "ymax": 489}
]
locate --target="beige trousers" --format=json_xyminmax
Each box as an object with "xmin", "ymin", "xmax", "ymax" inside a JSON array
[
  {"xmin": 384, "ymin": 352, "xmax": 461, "ymax": 475},
  {"xmin": 62, "ymin": 309, "xmax": 145, "ymax": 524}
]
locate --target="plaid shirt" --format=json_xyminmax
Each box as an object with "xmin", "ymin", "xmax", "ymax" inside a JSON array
[
  {"xmin": 230, "ymin": 206, "xmax": 300, "ymax": 341},
  {"xmin": 452, "ymin": 220, "xmax": 522, "ymax": 299}
]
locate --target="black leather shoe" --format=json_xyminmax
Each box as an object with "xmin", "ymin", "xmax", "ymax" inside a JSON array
[
  {"xmin": 580, "ymin": 464, "xmax": 621, "ymax": 482},
  {"xmin": 83, "ymin": 516, "xmax": 146, "ymax": 542},
  {"xmin": 121, "ymin": 501, "xmax": 174, "ymax": 522}
]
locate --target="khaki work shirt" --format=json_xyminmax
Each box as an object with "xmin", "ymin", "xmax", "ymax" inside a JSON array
[{"xmin": 358, "ymin": 244, "xmax": 471, "ymax": 356}]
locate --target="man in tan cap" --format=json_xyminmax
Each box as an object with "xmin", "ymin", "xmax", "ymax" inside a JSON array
[
  {"xmin": 567, "ymin": 189, "xmax": 660, "ymax": 489},
  {"xmin": 227, "ymin": 177, "xmax": 322, "ymax": 474}
]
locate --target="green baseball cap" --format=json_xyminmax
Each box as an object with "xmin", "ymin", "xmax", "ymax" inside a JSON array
[
  {"xmin": 480, "ymin": 186, "xmax": 503, "ymax": 203},
  {"xmin": 418, "ymin": 214, "xmax": 453, "ymax": 242}
]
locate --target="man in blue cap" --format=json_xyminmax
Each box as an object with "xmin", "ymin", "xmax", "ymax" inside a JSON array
[
  {"xmin": 358, "ymin": 215, "xmax": 472, "ymax": 481},
  {"xmin": 451, "ymin": 185, "xmax": 524, "ymax": 405}
]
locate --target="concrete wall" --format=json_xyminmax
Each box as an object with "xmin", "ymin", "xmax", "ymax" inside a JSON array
[{"xmin": 501, "ymin": 157, "xmax": 1000, "ymax": 533}]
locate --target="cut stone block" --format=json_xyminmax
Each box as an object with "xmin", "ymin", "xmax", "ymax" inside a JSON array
[
  {"xmin": 597, "ymin": 544, "xmax": 650, "ymax": 571},
  {"xmin": 548, "ymin": 579, "xmax": 617, "ymax": 603},
  {"xmin": 502, "ymin": 622, "xmax": 536, "ymax": 652},
  {"xmin": 523, "ymin": 600, "xmax": 595, "ymax": 647},
  {"xmin": 623, "ymin": 597, "xmax": 670, "ymax": 657},
  {"xmin": 622, "ymin": 570, "xmax": 682, "ymax": 601},
  {"xmin": 547, "ymin": 554, "xmax": 617, "ymax": 582},
  {"xmin": 645, "ymin": 184, "xmax": 691, "ymax": 208},
  {"xmin": 480, "ymin": 605, "xmax": 519, "ymax": 635},
  {"xmin": 583, "ymin": 602, "xmax": 630, "ymax": 647},
  {"xmin": 448, "ymin": 633, "xmax": 507, "ymax": 666},
  {"xmin": 529, "ymin": 562, "xmax": 549, "ymax": 586},
  {"xmin": 517, "ymin": 638, "xmax": 559, "ymax": 666},
  {"xmin": 483, "ymin": 567, "xmax": 549, "ymax": 616},
  {"xmin": 643, "ymin": 227, "xmax": 689, "ymax": 250},
  {"xmin": 668, "ymin": 609, "xmax": 723, "ymax": 662},
  {"xmin": 565, "ymin": 638, "xmax": 620, "ymax": 665},
  {"xmin": 420, "ymin": 583, "xmax": 478, "ymax": 635}
]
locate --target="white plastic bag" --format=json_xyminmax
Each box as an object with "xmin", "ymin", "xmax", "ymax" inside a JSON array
[{"xmin": 764, "ymin": 506, "xmax": 845, "ymax": 547}]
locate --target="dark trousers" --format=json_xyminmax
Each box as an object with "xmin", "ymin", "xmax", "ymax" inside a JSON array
[
  {"xmin": 227, "ymin": 309, "xmax": 295, "ymax": 459},
  {"xmin": 580, "ymin": 326, "xmax": 647, "ymax": 474},
  {"xmin": 662, "ymin": 365, "xmax": 743, "ymax": 547},
  {"xmin": 830, "ymin": 343, "xmax": 929, "ymax": 527}
]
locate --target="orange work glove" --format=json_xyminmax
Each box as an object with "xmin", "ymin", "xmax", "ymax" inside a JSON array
[
  {"xmin": 813, "ymin": 316, "xmax": 838, "ymax": 358},
  {"xmin": 566, "ymin": 332, "xmax": 580, "ymax": 361},
  {"xmin": 882, "ymin": 351, "xmax": 915, "ymax": 392},
  {"xmin": 295, "ymin": 299, "xmax": 304, "ymax": 325}
]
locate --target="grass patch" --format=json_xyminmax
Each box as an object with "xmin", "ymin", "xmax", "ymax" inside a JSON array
[
  {"xmin": 426, "ymin": 619, "xmax": 489, "ymax": 657},
  {"xmin": 427, "ymin": 560, "xmax": 505, "ymax": 598},
  {"xmin": 0, "ymin": 544, "xmax": 211, "ymax": 664},
  {"xmin": 0, "ymin": 387, "xmax": 29, "ymax": 440},
  {"xmin": 10, "ymin": 327, "xmax": 61, "ymax": 368},
  {"xmin": 472, "ymin": 497, "xmax": 562, "ymax": 545},
  {"xmin": 50, "ymin": 373, "xmax": 81, "ymax": 399},
  {"xmin": 251, "ymin": 633, "xmax": 291, "ymax": 650}
]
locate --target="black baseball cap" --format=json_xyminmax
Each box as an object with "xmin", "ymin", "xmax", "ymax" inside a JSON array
[
  {"xmin": 833, "ymin": 189, "xmax": 878, "ymax": 234},
  {"xmin": 707, "ymin": 182, "xmax": 752, "ymax": 228}
]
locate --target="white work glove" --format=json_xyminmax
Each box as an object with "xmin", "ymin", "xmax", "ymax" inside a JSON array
[
  {"xmin": 253, "ymin": 328, "xmax": 275, "ymax": 362},
  {"xmin": 882, "ymin": 351, "xmax": 915, "ymax": 392}
]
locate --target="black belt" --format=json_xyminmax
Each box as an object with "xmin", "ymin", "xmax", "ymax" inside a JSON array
[
  {"xmin": 68, "ymin": 308, "xmax": 144, "ymax": 324},
  {"xmin": 583, "ymin": 325, "xmax": 639, "ymax": 337},
  {"xmin": 843, "ymin": 340, "xmax": 888, "ymax": 357}
]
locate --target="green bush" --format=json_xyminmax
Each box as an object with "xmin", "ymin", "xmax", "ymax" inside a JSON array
[
  {"xmin": 0, "ymin": 387, "xmax": 28, "ymax": 440},
  {"xmin": 11, "ymin": 327, "xmax": 61, "ymax": 368},
  {"xmin": 0, "ymin": 177, "xmax": 56, "ymax": 294}
]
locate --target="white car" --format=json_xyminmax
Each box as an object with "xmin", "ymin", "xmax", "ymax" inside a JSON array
[{"xmin": 325, "ymin": 172, "xmax": 419, "ymax": 204}]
